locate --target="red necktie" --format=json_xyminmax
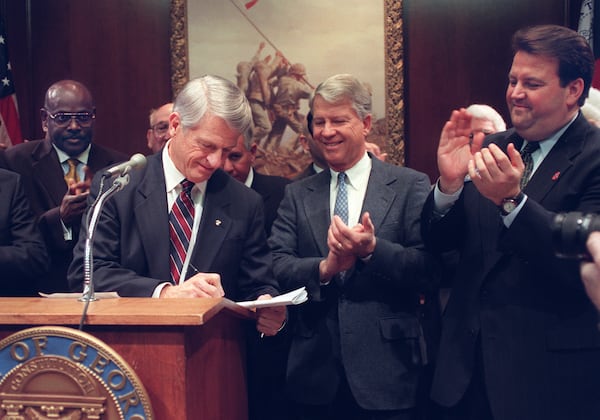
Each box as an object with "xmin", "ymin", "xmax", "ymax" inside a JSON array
[{"xmin": 169, "ymin": 180, "xmax": 195, "ymax": 284}]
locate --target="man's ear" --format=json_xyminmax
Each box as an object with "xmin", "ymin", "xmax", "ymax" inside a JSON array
[
  {"xmin": 40, "ymin": 108, "xmax": 49, "ymax": 133},
  {"xmin": 249, "ymin": 142, "xmax": 258, "ymax": 162},
  {"xmin": 568, "ymin": 78, "xmax": 585, "ymax": 107},
  {"xmin": 362, "ymin": 114, "xmax": 372, "ymax": 137},
  {"xmin": 169, "ymin": 112, "xmax": 180, "ymax": 137}
]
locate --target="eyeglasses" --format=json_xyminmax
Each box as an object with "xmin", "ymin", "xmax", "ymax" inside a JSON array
[
  {"xmin": 150, "ymin": 122, "xmax": 169, "ymax": 135},
  {"xmin": 44, "ymin": 110, "xmax": 96, "ymax": 127}
]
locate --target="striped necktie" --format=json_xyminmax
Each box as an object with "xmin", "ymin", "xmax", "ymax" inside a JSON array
[{"xmin": 169, "ymin": 179, "xmax": 195, "ymax": 284}]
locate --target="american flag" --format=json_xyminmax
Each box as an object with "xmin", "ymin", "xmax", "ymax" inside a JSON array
[
  {"xmin": 578, "ymin": 0, "xmax": 600, "ymax": 89},
  {"xmin": 0, "ymin": 15, "xmax": 23, "ymax": 148}
]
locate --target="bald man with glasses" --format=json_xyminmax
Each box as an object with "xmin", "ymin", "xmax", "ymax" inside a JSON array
[{"xmin": 2, "ymin": 79, "xmax": 126, "ymax": 293}]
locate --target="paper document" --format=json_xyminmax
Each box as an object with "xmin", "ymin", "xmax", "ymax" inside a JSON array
[
  {"xmin": 39, "ymin": 292, "xmax": 120, "ymax": 299},
  {"xmin": 236, "ymin": 287, "xmax": 308, "ymax": 309}
]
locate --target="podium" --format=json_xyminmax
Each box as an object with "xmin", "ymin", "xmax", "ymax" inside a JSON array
[{"xmin": 0, "ymin": 297, "xmax": 254, "ymax": 420}]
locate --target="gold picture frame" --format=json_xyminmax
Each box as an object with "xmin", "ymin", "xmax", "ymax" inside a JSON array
[{"xmin": 169, "ymin": 0, "xmax": 404, "ymax": 167}]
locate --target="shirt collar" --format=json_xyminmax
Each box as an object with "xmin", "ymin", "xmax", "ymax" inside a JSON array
[
  {"xmin": 522, "ymin": 112, "xmax": 578, "ymax": 155},
  {"xmin": 329, "ymin": 151, "xmax": 371, "ymax": 189},
  {"xmin": 244, "ymin": 167, "xmax": 254, "ymax": 187},
  {"xmin": 53, "ymin": 144, "xmax": 91, "ymax": 165}
]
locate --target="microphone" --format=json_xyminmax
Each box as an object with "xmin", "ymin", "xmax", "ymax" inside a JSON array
[{"xmin": 102, "ymin": 153, "xmax": 147, "ymax": 177}]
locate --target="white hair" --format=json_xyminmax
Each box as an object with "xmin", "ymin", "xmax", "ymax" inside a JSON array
[
  {"xmin": 466, "ymin": 104, "xmax": 507, "ymax": 132},
  {"xmin": 309, "ymin": 74, "xmax": 371, "ymax": 120},
  {"xmin": 582, "ymin": 87, "xmax": 600, "ymax": 125},
  {"xmin": 173, "ymin": 75, "xmax": 252, "ymax": 135}
]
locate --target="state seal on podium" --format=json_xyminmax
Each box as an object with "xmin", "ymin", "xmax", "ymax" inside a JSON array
[{"xmin": 0, "ymin": 326, "xmax": 154, "ymax": 419}]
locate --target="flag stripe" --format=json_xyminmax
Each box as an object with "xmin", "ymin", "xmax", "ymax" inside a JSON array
[
  {"xmin": 0, "ymin": 94, "xmax": 22, "ymax": 145},
  {"xmin": 0, "ymin": 15, "xmax": 23, "ymax": 146}
]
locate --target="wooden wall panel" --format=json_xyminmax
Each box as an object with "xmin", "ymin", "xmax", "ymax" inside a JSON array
[{"xmin": 3, "ymin": 0, "xmax": 172, "ymax": 158}]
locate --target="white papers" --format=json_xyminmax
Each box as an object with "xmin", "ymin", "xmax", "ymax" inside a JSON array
[
  {"xmin": 236, "ymin": 287, "xmax": 308, "ymax": 309},
  {"xmin": 39, "ymin": 292, "xmax": 120, "ymax": 299}
]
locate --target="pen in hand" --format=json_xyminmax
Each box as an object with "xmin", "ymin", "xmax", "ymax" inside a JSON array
[{"xmin": 187, "ymin": 263, "xmax": 199, "ymax": 276}]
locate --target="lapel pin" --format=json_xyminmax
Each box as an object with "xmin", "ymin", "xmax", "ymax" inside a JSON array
[
  {"xmin": 551, "ymin": 171, "xmax": 560, "ymax": 181},
  {"xmin": 215, "ymin": 219, "xmax": 222, "ymax": 226}
]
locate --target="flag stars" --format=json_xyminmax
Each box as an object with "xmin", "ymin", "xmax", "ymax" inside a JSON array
[
  {"xmin": 0, "ymin": 36, "xmax": 4, "ymax": 44},
  {"xmin": 1, "ymin": 77, "xmax": 10, "ymax": 87}
]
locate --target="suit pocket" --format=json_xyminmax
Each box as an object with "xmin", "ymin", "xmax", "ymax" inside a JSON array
[{"xmin": 379, "ymin": 316, "xmax": 428, "ymax": 366}]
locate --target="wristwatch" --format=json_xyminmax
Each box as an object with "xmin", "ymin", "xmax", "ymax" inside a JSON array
[{"xmin": 499, "ymin": 191, "xmax": 525, "ymax": 216}]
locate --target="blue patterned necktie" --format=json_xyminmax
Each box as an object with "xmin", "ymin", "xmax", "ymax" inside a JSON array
[
  {"xmin": 169, "ymin": 179, "xmax": 195, "ymax": 284},
  {"xmin": 520, "ymin": 141, "xmax": 540, "ymax": 190},
  {"xmin": 334, "ymin": 172, "xmax": 348, "ymax": 224}
]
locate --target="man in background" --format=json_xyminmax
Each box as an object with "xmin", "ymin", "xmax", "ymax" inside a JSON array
[
  {"xmin": 465, "ymin": 103, "xmax": 507, "ymax": 136},
  {"xmin": 221, "ymin": 129, "xmax": 291, "ymax": 420},
  {"xmin": 222, "ymin": 131, "xmax": 290, "ymax": 234},
  {"xmin": 146, "ymin": 102, "xmax": 173, "ymax": 154},
  {"xmin": 294, "ymin": 112, "xmax": 327, "ymax": 180},
  {"xmin": 439, "ymin": 103, "xmax": 507, "ymax": 311},
  {"xmin": 2, "ymin": 79, "xmax": 126, "ymax": 293}
]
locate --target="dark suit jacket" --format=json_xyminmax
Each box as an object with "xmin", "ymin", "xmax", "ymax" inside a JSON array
[
  {"xmin": 67, "ymin": 153, "xmax": 279, "ymax": 300},
  {"xmin": 251, "ymin": 171, "xmax": 290, "ymax": 234},
  {"xmin": 0, "ymin": 169, "xmax": 48, "ymax": 295},
  {"xmin": 268, "ymin": 156, "xmax": 437, "ymax": 411},
  {"xmin": 2, "ymin": 139, "xmax": 127, "ymax": 293},
  {"xmin": 421, "ymin": 113, "xmax": 600, "ymax": 420}
]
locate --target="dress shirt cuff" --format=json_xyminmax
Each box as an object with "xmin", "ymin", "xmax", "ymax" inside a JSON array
[
  {"xmin": 360, "ymin": 252, "xmax": 373, "ymax": 263},
  {"xmin": 278, "ymin": 318, "xmax": 287, "ymax": 332},
  {"xmin": 433, "ymin": 179, "xmax": 462, "ymax": 216},
  {"xmin": 153, "ymin": 283, "xmax": 170, "ymax": 298},
  {"xmin": 61, "ymin": 219, "xmax": 73, "ymax": 241}
]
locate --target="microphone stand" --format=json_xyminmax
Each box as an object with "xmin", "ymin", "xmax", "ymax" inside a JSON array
[{"xmin": 80, "ymin": 173, "xmax": 130, "ymax": 304}]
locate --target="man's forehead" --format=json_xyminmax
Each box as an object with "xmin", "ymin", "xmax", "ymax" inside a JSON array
[
  {"xmin": 313, "ymin": 98, "xmax": 356, "ymax": 116},
  {"xmin": 510, "ymin": 52, "xmax": 559, "ymax": 77}
]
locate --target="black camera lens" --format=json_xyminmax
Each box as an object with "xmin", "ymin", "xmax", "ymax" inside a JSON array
[{"xmin": 553, "ymin": 212, "xmax": 600, "ymax": 260}]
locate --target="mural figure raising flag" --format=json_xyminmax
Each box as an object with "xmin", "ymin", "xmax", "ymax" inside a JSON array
[{"xmin": 0, "ymin": 15, "xmax": 23, "ymax": 149}]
